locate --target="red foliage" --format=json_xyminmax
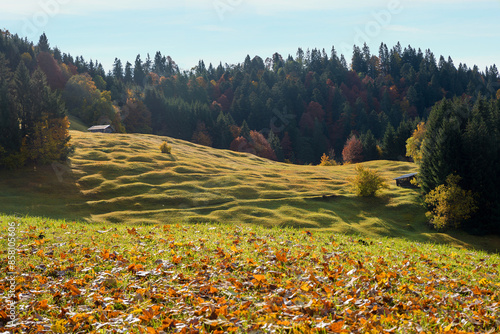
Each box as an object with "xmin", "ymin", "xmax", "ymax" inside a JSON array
[
  {"xmin": 250, "ymin": 131, "xmax": 277, "ymax": 161},
  {"xmin": 230, "ymin": 136, "xmax": 255, "ymax": 155},
  {"xmin": 192, "ymin": 122, "xmax": 213, "ymax": 147},
  {"xmin": 223, "ymin": 88, "xmax": 234, "ymax": 104},
  {"xmin": 342, "ymin": 135, "xmax": 363, "ymax": 163},
  {"xmin": 230, "ymin": 131, "xmax": 277, "ymax": 161},
  {"xmin": 36, "ymin": 52, "xmax": 67, "ymax": 90},
  {"xmin": 300, "ymin": 101, "xmax": 325, "ymax": 132},
  {"xmin": 280, "ymin": 132, "xmax": 293, "ymax": 159},
  {"xmin": 217, "ymin": 94, "xmax": 231, "ymax": 112}
]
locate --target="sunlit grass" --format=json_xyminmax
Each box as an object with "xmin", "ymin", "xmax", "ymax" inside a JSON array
[
  {"xmin": 0, "ymin": 214, "xmax": 499, "ymax": 333},
  {"xmin": 0, "ymin": 130, "xmax": 499, "ymax": 252}
]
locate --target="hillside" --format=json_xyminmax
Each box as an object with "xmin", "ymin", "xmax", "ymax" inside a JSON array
[{"xmin": 0, "ymin": 131, "xmax": 498, "ymax": 252}]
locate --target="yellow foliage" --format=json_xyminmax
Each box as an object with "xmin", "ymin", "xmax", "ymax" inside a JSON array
[
  {"xmin": 21, "ymin": 116, "xmax": 72, "ymax": 166},
  {"xmin": 424, "ymin": 174, "xmax": 477, "ymax": 229},
  {"xmin": 347, "ymin": 165, "xmax": 388, "ymax": 197},
  {"xmin": 318, "ymin": 153, "xmax": 337, "ymax": 166},
  {"xmin": 160, "ymin": 141, "xmax": 172, "ymax": 154},
  {"xmin": 406, "ymin": 122, "xmax": 426, "ymax": 163}
]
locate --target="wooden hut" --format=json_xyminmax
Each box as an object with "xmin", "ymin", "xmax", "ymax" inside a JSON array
[
  {"xmin": 88, "ymin": 125, "xmax": 114, "ymax": 133},
  {"xmin": 393, "ymin": 173, "xmax": 418, "ymax": 187}
]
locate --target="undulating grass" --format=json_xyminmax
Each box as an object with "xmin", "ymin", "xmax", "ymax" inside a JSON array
[{"xmin": 0, "ymin": 131, "xmax": 499, "ymax": 252}]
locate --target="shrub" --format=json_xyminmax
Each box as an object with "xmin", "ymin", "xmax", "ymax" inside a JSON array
[
  {"xmin": 424, "ymin": 174, "xmax": 477, "ymax": 230},
  {"xmin": 347, "ymin": 165, "xmax": 388, "ymax": 197},
  {"xmin": 160, "ymin": 141, "xmax": 172, "ymax": 154}
]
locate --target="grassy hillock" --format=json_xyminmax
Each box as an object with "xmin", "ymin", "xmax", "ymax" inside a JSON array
[{"xmin": 0, "ymin": 131, "xmax": 499, "ymax": 251}]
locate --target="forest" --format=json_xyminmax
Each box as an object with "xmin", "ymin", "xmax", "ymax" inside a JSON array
[{"xmin": 0, "ymin": 30, "xmax": 499, "ymax": 234}]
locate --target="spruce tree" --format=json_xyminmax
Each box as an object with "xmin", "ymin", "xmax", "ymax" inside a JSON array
[
  {"xmin": 268, "ymin": 130, "xmax": 283, "ymax": 161},
  {"xmin": 381, "ymin": 123, "xmax": 398, "ymax": 160},
  {"xmin": 0, "ymin": 75, "xmax": 20, "ymax": 154},
  {"xmin": 240, "ymin": 120, "xmax": 250, "ymax": 141},
  {"xmin": 11, "ymin": 61, "xmax": 32, "ymax": 139},
  {"xmin": 360, "ymin": 130, "xmax": 378, "ymax": 161}
]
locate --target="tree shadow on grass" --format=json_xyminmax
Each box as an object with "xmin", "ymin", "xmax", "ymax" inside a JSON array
[{"xmin": 0, "ymin": 164, "xmax": 90, "ymax": 222}]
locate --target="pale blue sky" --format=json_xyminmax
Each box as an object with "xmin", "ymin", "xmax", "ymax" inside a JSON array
[{"xmin": 2, "ymin": 0, "xmax": 499, "ymax": 72}]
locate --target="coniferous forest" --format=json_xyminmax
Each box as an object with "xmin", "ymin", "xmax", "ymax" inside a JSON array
[{"xmin": 0, "ymin": 30, "xmax": 499, "ymax": 234}]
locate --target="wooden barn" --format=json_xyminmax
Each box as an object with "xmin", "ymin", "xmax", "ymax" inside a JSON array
[
  {"xmin": 393, "ymin": 173, "xmax": 418, "ymax": 187},
  {"xmin": 88, "ymin": 125, "xmax": 114, "ymax": 133}
]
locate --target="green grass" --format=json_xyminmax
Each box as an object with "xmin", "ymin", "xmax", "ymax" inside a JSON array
[
  {"xmin": 0, "ymin": 214, "xmax": 499, "ymax": 333},
  {"xmin": 67, "ymin": 114, "xmax": 89, "ymax": 132},
  {"xmin": 0, "ymin": 130, "xmax": 499, "ymax": 252}
]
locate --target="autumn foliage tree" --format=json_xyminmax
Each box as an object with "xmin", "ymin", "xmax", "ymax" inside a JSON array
[
  {"xmin": 342, "ymin": 135, "xmax": 363, "ymax": 164},
  {"xmin": 36, "ymin": 51, "xmax": 68, "ymax": 90},
  {"xmin": 230, "ymin": 130, "xmax": 276, "ymax": 161},
  {"xmin": 191, "ymin": 122, "xmax": 213, "ymax": 147},
  {"xmin": 1, "ymin": 57, "xmax": 72, "ymax": 168},
  {"xmin": 424, "ymin": 174, "xmax": 477, "ymax": 230},
  {"xmin": 122, "ymin": 98, "xmax": 152, "ymax": 134},
  {"xmin": 406, "ymin": 122, "xmax": 426, "ymax": 163}
]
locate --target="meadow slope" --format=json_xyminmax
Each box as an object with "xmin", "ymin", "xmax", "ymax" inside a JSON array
[{"xmin": 0, "ymin": 130, "xmax": 498, "ymax": 251}]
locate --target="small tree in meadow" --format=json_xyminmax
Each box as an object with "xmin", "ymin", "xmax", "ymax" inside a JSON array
[
  {"xmin": 160, "ymin": 141, "xmax": 171, "ymax": 154},
  {"xmin": 347, "ymin": 165, "xmax": 388, "ymax": 197},
  {"xmin": 318, "ymin": 153, "xmax": 337, "ymax": 166},
  {"xmin": 424, "ymin": 174, "xmax": 477, "ymax": 229}
]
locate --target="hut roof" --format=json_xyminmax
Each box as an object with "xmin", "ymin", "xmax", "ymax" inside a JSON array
[
  {"xmin": 88, "ymin": 125, "xmax": 112, "ymax": 131},
  {"xmin": 393, "ymin": 173, "xmax": 418, "ymax": 180}
]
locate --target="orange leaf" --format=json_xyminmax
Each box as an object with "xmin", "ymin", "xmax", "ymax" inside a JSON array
[
  {"xmin": 330, "ymin": 321, "xmax": 344, "ymax": 332},
  {"xmin": 146, "ymin": 327, "xmax": 158, "ymax": 334},
  {"xmin": 35, "ymin": 299, "xmax": 50, "ymax": 310},
  {"xmin": 253, "ymin": 274, "xmax": 266, "ymax": 282}
]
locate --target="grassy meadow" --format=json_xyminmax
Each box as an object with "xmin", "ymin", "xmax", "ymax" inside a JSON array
[
  {"xmin": 0, "ymin": 214, "xmax": 499, "ymax": 333},
  {"xmin": 0, "ymin": 130, "xmax": 498, "ymax": 252}
]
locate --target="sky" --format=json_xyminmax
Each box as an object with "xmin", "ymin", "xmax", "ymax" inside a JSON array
[{"xmin": 1, "ymin": 0, "xmax": 499, "ymax": 72}]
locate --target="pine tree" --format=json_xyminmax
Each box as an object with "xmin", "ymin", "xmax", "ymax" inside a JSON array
[
  {"xmin": 381, "ymin": 123, "xmax": 398, "ymax": 160},
  {"xmin": 134, "ymin": 55, "xmax": 145, "ymax": 86},
  {"xmin": 38, "ymin": 33, "xmax": 50, "ymax": 52},
  {"xmin": 11, "ymin": 61, "xmax": 32, "ymax": 139},
  {"xmin": 360, "ymin": 130, "xmax": 378, "ymax": 161},
  {"xmin": 0, "ymin": 74, "xmax": 20, "ymax": 154},
  {"xmin": 240, "ymin": 120, "xmax": 250, "ymax": 140},
  {"xmin": 267, "ymin": 130, "xmax": 283, "ymax": 161},
  {"xmin": 419, "ymin": 99, "xmax": 466, "ymax": 193},
  {"xmin": 113, "ymin": 58, "xmax": 123, "ymax": 81}
]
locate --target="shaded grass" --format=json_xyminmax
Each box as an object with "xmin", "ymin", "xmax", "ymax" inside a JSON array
[{"xmin": 0, "ymin": 131, "xmax": 499, "ymax": 252}]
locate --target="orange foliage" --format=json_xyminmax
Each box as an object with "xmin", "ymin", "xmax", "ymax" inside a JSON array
[{"xmin": 342, "ymin": 135, "xmax": 363, "ymax": 164}]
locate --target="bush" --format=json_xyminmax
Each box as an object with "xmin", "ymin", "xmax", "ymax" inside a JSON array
[
  {"xmin": 424, "ymin": 174, "xmax": 477, "ymax": 230},
  {"xmin": 160, "ymin": 141, "xmax": 172, "ymax": 154},
  {"xmin": 347, "ymin": 165, "xmax": 388, "ymax": 197}
]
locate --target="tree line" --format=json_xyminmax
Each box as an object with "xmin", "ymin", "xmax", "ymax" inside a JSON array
[{"xmin": 2, "ymin": 30, "xmax": 499, "ymax": 168}]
